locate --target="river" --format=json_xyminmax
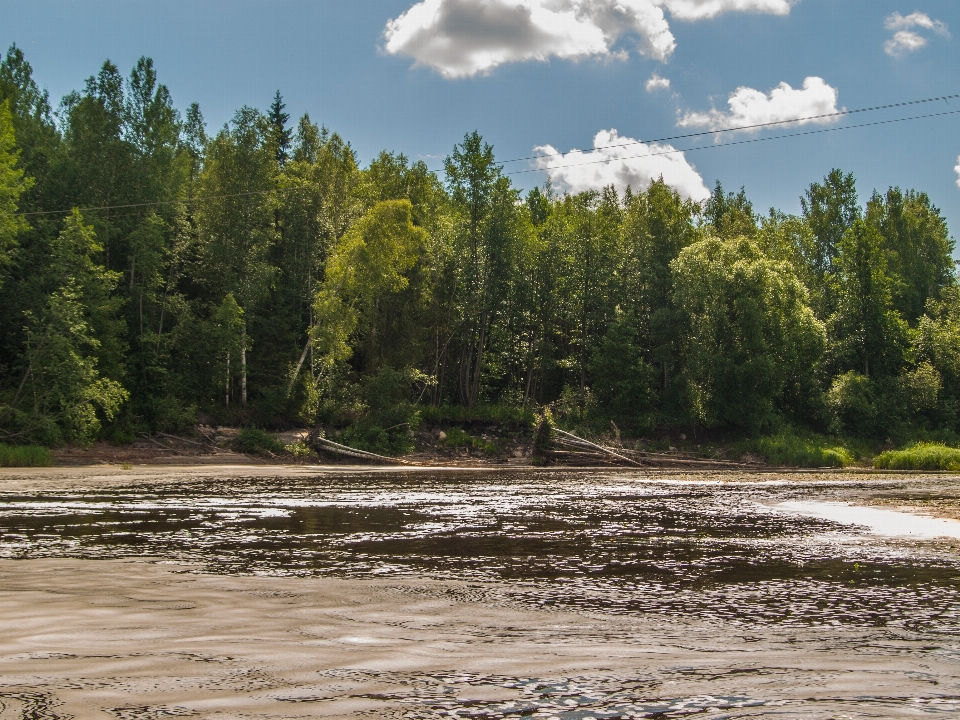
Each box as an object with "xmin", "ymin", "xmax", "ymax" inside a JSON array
[{"xmin": 1, "ymin": 466, "xmax": 959, "ymax": 718}]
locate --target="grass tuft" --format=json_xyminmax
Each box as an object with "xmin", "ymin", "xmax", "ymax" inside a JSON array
[
  {"xmin": 874, "ymin": 442, "xmax": 960, "ymax": 471},
  {"xmin": 0, "ymin": 443, "xmax": 53, "ymax": 467},
  {"xmin": 747, "ymin": 433, "xmax": 854, "ymax": 468}
]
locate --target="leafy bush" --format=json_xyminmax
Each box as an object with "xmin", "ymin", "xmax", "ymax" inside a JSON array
[
  {"xmin": 874, "ymin": 442, "xmax": 960, "ymax": 470},
  {"xmin": 746, "ymin": 432, "xmax": 854, "ymax": 468},
  {"xmin": 442, "ymin": 426, "xmax": 499, "ymax": 454},
  {"xmin": 285, "ymin": 440, "xmax": 315, "ymax": 459},
  {"xmin": 420, "ymin": 403, "xmax": 536, "ymax": 428},
  {"xmin": 0, "ymin": 444, "xmax": 53, "ymax": 467},
  {"xmin": 339, "ymin": 420, "xmax": 416, "ymax": 456},
  {"xmin": 827, "ymin": 371, "xmax": 875, "ymax": 436},
  {"xmin": 233, "ymin": 427, "xmax": 285, "ymax": 455},
  {"xmin": 0, "ymin": 406, "xmax": 64, "ymax": 447}
]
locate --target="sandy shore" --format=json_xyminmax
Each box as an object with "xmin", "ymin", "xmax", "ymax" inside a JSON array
[{"xmin": 1, "ymin": 557, "xmax": 959, "ymax": 719}]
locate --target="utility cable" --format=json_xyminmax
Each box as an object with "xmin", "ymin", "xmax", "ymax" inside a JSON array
[
  {"xmin": 492, "ymin": 93, "xmax": 960, "ymax": 166},
  {"xmin": 506, "ymin": 106, "xmax": 960, "ymax": 176},
  {"xmin": 14, "ymin": 95, "xmax": 960, "ymax": 217}
]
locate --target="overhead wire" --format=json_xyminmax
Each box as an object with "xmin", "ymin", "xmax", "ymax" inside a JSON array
[
  {"xmin": 505, "ymin": 106, "xmax": 960, "ymax": 176},
  {"xmin": 492, "ymin": 92, "xmax": 960, "ymax": 166},
  {"xmin": 13, "ymin": 92, "xmax": 960, "ymax": 218}
]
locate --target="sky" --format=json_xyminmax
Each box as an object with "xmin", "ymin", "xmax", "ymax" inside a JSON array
[{"xmin": 3, "ymin": 0, "xmax": 960, "ymax": 238}]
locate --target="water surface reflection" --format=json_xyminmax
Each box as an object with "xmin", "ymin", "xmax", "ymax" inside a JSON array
[{"xmin": 2, "ymin": 470, "xmax": 960, "ymax": 629}]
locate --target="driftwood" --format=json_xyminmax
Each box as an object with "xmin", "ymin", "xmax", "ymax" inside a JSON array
[
  {"xmin": 311, "ymin": 434, "xmax": 421, "ymax": 466},
  {"xmin": 548, "ymin": 427, "xmax": 759, "ymax": 469},
  {"xmin": 551, "ymin": 428, "xmax": 644, "ymax": 467}
]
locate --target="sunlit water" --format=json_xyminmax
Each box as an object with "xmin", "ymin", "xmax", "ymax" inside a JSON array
[{"xmin": 3, "ymin": 469, "xmax": 960, "ymax": 718}]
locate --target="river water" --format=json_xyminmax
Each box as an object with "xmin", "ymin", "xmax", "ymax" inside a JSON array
[{"xmin": 2, "ymin": 468, "xmax": 960, "ymax": 717}]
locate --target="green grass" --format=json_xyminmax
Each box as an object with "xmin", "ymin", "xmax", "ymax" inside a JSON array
[
  {"xmin": 0, "ymin": 443, "xmax": 53, "ymax": 467},
  {"xmin": 746, "ymin": 433, "xmax": 854, "ymax": 468},
  {"xmin": 420, "ymin": 403, "xmax": 536, "ymax": 428},
  {"xmin": 873, "ymin": 442, "xmax": 960, "ymax": 471}
]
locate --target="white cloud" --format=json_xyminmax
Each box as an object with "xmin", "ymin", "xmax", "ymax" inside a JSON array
[
  {"xmin": 885, "ymin": 11, "xmax": 948, "ymax": 34},
  {"xmin": 885, "ymin": 30, "xmax": 928, "ymax": 56},
  {"xmin": 533, "ymin": 128, "xmax": 711, "ymax": 201},
  {"xmin": 954, "ymin": 155, "xmax": 960, "ymax": 190},
  {"xmin": 383, "ymin": 0, "xmax": 796, "ymax": 78},
  {"xmin": 884, "ymin": 12, "xmax": 949, "ymax": 57},
  {"xmin": 678, "ymin": 76, "xmax": 840, "ymax": 133},
  {"xmin": 383, "ymin": 0, "xmax": 673, "ymax": 78},
  {"xmin": 646, "ymin": 72, "xmax": 671, "ymax": 91},
  {"xmin": 658, "ymin": 0, "xmax": 794, "ymax": 21}
]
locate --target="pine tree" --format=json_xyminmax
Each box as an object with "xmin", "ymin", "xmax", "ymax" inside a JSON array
[{"xmin": 268, "ymin": 90, "xmax": 291, "ymax": 167}]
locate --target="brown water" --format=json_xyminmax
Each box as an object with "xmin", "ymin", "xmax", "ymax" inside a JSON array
[{"xmin": 2, "ymin": 469, "xmax": 960, "ymax": 718}]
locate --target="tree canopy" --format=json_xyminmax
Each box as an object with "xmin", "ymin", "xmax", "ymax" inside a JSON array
[{"xmin": 0, "ymin": 46, "xmax": 957, "ymax": 447}]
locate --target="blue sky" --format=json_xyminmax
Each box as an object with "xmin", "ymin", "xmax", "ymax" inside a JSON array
[{"xmin": 4, "ymin": 0, "xmax": 960, "ymax": 237}]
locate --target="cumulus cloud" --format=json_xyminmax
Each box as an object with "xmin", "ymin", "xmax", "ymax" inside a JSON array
[
  {"xmin": 677, "ymin": 76, "xmax": 840, "ymax": 133},
  {"xmin": 954, "ymin": 155, "xmax": 960, "ymax": 190},
  {"xmin": 383, "ymin": 0, "xmax": 796, "ymax": 78},
  {"xmin": 884, "ymin": 11, "xmax": 949, "ymax": 57},
  {"xmin": 383, "ymin": 0, "xmax": 673, "ymax": 78},
  {"xmin": 646, "ymin": 72, "xmax": 670, "ymax": 91},
  {"xmin": 658, "ymin": 0, "xmax": 794, "ymax": 21},
  {"xmin": 533, "ymin": 128, "xmax": 711, "ymax": 201}
]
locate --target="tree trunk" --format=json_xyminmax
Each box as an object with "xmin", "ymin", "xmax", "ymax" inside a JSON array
[
  {"xmin": 241, "ymin": 330, "xmax": 248, "ymax": 407},
  {"xmin": 225, "ymin": 352, "xmax": 230, "ymax": 407},
  {"xmin": 469, "ymin": 311, "xmax": 488, "ymax": 409},
  {"xmin": 286, "ymin": 339, "xmax": 312, "ymax": 397}
]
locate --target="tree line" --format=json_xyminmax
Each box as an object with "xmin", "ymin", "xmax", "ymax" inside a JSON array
[{"xmin": 0, "ymin": 47, "xmax": 957, "ymax": 450}]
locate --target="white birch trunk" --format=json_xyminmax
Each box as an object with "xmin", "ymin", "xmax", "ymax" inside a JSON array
[{"xmin": 241, "ymin": 329, "xmax": 248, "ymax": 406}]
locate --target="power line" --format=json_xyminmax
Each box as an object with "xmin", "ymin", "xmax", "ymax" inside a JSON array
[
  {"xmin": 507, "ymin": 106, "xmax": 960, "ymax": 177},
  {"xmin": 14, "ymin": 95, "xmax": 960, "ymax": 218},
  {"xmin": 491, "ymin": 93, "xmax": 960, "ymax": 166},
  {"xmin": 17, "ymin": 187, "xmax": 299, "ymax": 217}
]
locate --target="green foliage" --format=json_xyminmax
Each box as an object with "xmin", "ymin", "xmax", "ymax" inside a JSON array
[
  {"xmin": 233, "ymin": 427, "xmax": 284, "ymax": 455},
  {"xmin": 419, "ymin": 403, "xmax": 536, "ymax": 427},
  {"xmin": 827, "ymin": 371, "xmax": 875, "ymax": 437},
  {"xmin": 532, "ymin": 409, "xmax": 553, "ymax": 457},
  {"xmin": 874, "ymin": 442, "xmax": 960, "ymax": 471},
  {"xmin": 745, "ymin": 432, "xmax": 854, "ymax": 468},
  {"xmin": 0, "ymin": 99, "xmax": 32, "ymax": 272},
  {"xmin": 0, "ymin": 405, "xmax": 63, "ymax": 446},
  {"xmin": 672, "ymin": 236, "xmax": 825, "ymax": 431},
  {"xmin": 828, "ymin": 219, "xmax": 908, "ymax": 379},
  {"xmin": 0, "ymin": 443, "xmax": 52, "ymax": 467},
  {"xmin": 440, "ymin": 426, "xmax": 498, "ymax": 454},
  {"xmin": 17, "ymin": 212, "xmax": 128, "ymax": 445},
  {"xmin": 1, "ymin": 47, "xmax": 958, "ymax": 450}
]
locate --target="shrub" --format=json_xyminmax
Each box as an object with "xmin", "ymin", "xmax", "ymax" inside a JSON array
[
  {"xmin": 0, "ymin": 406, "xmax": 63, "ymax": 447},
  {"xmin": 874, "ymin": 442, "xmax": 960, "ymax": 471},
  {"xmin": 746, "ymin": 432, "xmax": 853, "ymax": 468},
  {"xmin": 0, "ymin": 444, "xmax": 53, "ymax": 467},
  {"xmin": 827, "ymin": 371, "xmax": 875, "ymax": 436},
  {"xmin": 420, "ymin": 403, "xmax": 536, "ymax": 428},
  {"xmin": 233, "ymin": 427, "xmax": 285, "ymax": 456},
  {"xmin": 441, "ymin": 427, "xmax": 498, "ymax": 454}
]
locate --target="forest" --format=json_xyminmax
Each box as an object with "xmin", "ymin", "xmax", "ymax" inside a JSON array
[{"xmin": 0, "ymin": 46, "xmax": 958, "ymax": 459}]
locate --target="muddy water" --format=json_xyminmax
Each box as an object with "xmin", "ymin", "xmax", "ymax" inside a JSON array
[{"xmin": 3, "ymin": 468, "xmax": 960, "ymax": 718}]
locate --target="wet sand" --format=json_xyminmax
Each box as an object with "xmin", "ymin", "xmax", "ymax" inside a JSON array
[{"xmin": 2, "ymin": 557, "xmax": 959, "ymax": 719}]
